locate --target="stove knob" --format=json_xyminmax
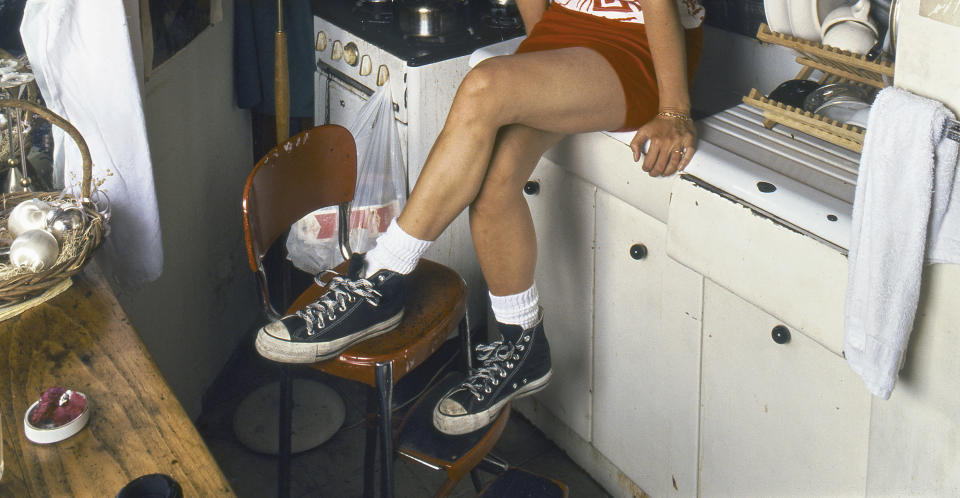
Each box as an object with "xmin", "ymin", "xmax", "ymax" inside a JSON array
[
  {"xmin": 343, "ymin": 42, "xmax": 359, "ymax": 67},
  {"xmin": 359, "ymin": 55, "xmax": 372, "ymax": 76},
  {"xmin": 331, "ymin": 40, "xmax": 343, "ymax": 61},
  {"xmin": 315, "ymin": 31, "xmax": 327, "ymax": 52},
  {"xmin": 377, "ymin": 65, "xmax": 390, "ymax": 86}
]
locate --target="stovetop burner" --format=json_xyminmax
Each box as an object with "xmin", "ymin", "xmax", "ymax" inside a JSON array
[
  {"xmin": 353, "ymin": 0, "xmax": 393, "ymax": 24},
  {"xmin": 482, "ymin": 7, "xmax": 521, "ymax": 29},
  {"xmin": 313, "ymin": 0, "xmax": 525, "ymax": 67}
]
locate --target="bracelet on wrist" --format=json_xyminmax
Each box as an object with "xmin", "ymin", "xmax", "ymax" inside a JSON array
[{"xmin": 656, "ymin": 111, "xmax": 692, "ymax": 122}]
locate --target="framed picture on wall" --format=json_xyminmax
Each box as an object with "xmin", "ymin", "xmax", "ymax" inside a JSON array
[{"xmin": 139, "ymin": 0, "xmax": 223, "ymax": 76}]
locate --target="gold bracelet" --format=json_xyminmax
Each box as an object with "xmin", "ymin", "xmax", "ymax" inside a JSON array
[{"xmin": 657, "ymin": 111, "xmax": 692, "ymax": 122}]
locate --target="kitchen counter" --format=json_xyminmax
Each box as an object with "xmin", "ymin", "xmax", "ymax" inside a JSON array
[
  {"xmin": 523, "ymin": 101, "xmax": 960, "ymax": 497},
  {"xmin": 0, "ymin": 265, "xmax": 234, "ymax": 497}
]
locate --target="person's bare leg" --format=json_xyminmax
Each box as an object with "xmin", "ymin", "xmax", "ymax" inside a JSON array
[
  {"xmin": 396, "ymin": 47, "xmax": 627, "ymax": 242},
  {"xmin": 470, "ymin": 124, "xmax": 561, "ymax": 296}
]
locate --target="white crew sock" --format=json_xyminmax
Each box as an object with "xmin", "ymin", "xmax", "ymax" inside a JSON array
[
  {"xmin": 363, "ymin": 219, "xmax": 431, "ymax": 276},
  {"xmin": 490, "ymin": 283, "xmax": 540, "ymax": 331}
]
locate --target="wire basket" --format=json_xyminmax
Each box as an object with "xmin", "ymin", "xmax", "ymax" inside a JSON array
[{"xmin": 0, "ymin": 99, "xmax": 105, "ymax": 308}]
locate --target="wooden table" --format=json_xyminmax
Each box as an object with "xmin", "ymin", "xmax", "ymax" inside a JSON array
[{"xmin": 0, "ymin": 266, "xmax": 234, "ymax": 497}]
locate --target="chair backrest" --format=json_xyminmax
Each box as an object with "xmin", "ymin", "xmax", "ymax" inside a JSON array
[{"xmin": 242, "ymin": 125, "xmax": 357, "ymax": 313}]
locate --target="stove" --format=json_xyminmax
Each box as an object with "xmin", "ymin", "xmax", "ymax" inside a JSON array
[{"xmin": 313, "ymin": 0, "xmax": 525, "ymax": 67}]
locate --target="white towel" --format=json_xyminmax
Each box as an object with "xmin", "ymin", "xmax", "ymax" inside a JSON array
[
  {"xmin": 844, "ymin": 87, "xmax": 960, "ymax": 399},
  {"xmin": 20, "ymin": 0, "xmax": 163, "ymax": 289}
]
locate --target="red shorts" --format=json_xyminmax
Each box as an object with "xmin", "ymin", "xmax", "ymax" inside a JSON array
[{"xmin": 515, "ymin": 4, "xmax": 703, "ymax": 132}]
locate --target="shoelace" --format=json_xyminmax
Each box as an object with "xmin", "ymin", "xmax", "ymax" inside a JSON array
[
  {"xmin": 297, "ymin": 270, "xmax": 382, "ymax": 334},
  {"xmin": 460, "ymin": 339, "xmax": 525, "ymax": 401}
]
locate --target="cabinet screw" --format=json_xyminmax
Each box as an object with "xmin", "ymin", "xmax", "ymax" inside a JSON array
[
  {"xmin": 523, "ymin": 181, "xmax": 540, "ymax": 195},
  {"xmin": 772, "ymin": 325, "xmax": 791, "ymax": 344},
  {"xmin": 629, "ymin": 244, "xmax": 647, "ymax": 260}
]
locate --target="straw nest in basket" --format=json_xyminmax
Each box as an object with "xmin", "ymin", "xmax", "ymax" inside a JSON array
[{"xmin": 0, "ymin": 99, "xmax": 107, "ymax": 307}]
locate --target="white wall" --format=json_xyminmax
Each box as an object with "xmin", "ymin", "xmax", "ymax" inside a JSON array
[{"xmin": 113, "ymin": 0, "xmax": 260, "ymax": 418}]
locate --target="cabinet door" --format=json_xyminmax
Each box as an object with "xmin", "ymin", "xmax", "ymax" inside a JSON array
[
  {"xmin": 525, "ymin": 158, "xmax": 596, "ymax": 441},
  {"xmin": 699, "ymin": 280, "xmax": 870, "ymax": 497},
  {"xmin": 592, "ymin": 190, "xmax": 703, "ymax": 498}
]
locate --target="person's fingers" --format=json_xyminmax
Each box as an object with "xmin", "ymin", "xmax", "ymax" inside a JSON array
[
  {"xmin": 649, "ymin": 143, "xmax": 673, "ymax": 177},
  {"xmin": 663, "ymin": 145, "xmax": 684, "ymax": 176},
  {"xmin": 678, "ymin": 137, "xmax": 698, "ymax": 171},
  {"xmin": 630, "ymin": 131, "xmax": 650, "ymax": 162},
  {"xmin": 641, "ymin": 140, "xmax": 661, "ymax": 172}
]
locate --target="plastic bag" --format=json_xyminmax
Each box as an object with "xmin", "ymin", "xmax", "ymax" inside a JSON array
[{"xmin": 285, "ymin": 85, "xmax": 407, "ymax": 274}]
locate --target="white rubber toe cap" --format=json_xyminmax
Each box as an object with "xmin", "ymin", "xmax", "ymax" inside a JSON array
[
  {"xmin": 262, "ymin": 320, "xmax": 292, "ymax": 341},
  {"xmin": 437, "ymin": 397, "xmax": 467, "ymax": 416}
]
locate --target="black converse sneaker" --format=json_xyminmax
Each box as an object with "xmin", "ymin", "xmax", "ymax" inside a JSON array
[
  {"xmin": 255, "ymin": 254, "xmax": 404, "ymax": 363},
  {"xmin": 433, "ymin": 316, "xmax": 552, "ymax": 435}
]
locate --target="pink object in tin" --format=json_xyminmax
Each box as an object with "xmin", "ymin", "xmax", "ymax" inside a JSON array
[{"xmin": 23, "ymin": 387, "xmax": 90, "ymax": 444}]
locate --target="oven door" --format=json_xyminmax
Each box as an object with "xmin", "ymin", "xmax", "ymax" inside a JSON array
[{"xmin": 316, "ymin": 65, "xmax": 409, "ymax": 165}]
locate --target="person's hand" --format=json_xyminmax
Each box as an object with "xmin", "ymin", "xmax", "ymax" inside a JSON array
[{"xmin": 629, "ymin": 111, "xmax": 697, "ymax": 177}]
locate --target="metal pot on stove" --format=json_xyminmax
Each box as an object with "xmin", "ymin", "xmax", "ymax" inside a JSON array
[{"xmin": 398, "ymin": 0, "xmax": 463, "ymax": 38}]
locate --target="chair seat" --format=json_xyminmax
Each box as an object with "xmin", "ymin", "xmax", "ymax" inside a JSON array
[{"xmin": 286, "ymin": 259, "xmax": 467, "ymax": 387}]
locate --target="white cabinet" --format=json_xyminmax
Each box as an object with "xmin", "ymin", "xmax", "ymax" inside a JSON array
[
  {"xmin": 864, "ymin": 263, "xmax": 960, "ymax": 495},
  {"xmin": 699, "ymin": 280, "xmax": 871, "ymax": 497},
  {"xmin": 525, "ymin": 158, "xmax": 597, "ymax": 441},
  {"xmin": 592, "ymin": 190, "xmax": 703, "ymax": 498}
]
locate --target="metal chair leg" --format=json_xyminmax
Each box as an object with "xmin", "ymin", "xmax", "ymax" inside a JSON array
[
  {"xmin": 476, "ymin": 453, "xmax": 510, "ymax": 475},
  {"xmin": 363, "ymin": 388, "xmax": 377, "ymax": 498},
  {"xmin": 457, "ymin": 316, "xmax": 472, "ymax": 372},
  {"xmin": 278, "ymin": 366, "xmax": 293, "ymax": 498},
  {"xmin": 375, "ymin": 361, "xmax": 395, "ymax": 498}
]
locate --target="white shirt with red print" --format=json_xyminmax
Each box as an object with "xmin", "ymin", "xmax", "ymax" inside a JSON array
[{"xmin": 553, "ymin": 0, "xmax": 705, "ymax": 29}]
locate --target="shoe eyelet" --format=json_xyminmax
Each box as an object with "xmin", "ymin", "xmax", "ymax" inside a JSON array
[
  {"xmin": 517, "ymin": 345, "xmax": 525, "ymax": 352},
  {"xmin": 512, "ymin": 383, "xmax": 518, "ymax": 389},
  {"xmin": 484, "ymin": 386, "xmax": 492, "ymax": 394},
  {"xmin": 506, "ymin": 362, "xmax": 514, "ymax": 369},
  {"xmin": 499, "ymin": 371, "xmax": 507, "ymax": 378},
  {"xmin": 478, "ymin": 395, "xmax": 485, "ymax": 401},
  {"xmin": 512, "ymin": 354, "xmax": 519, "ymax": 360},
  {"xmin": 492, "ymin": 379, "xmax": 499, "ymax": 386},
  {"xmin": 523, "ymin": 335, "xmax": 531, "ymax": 342}
]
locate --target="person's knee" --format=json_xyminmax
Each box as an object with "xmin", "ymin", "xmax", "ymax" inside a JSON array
[{"xmin": 451, "ymin": 61, "xmax": 507, "ymax": 121}]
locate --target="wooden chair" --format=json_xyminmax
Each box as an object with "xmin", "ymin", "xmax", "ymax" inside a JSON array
[{"xmin": 242, "ymin": 124, "xmax": 505, "ymax": 497}]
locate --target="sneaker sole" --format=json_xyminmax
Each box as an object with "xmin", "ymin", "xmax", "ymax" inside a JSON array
[
  {"xmin": 432, "ymin": 369, "xmax": 553, "ymax": 436},
  {"xmin": 255, "ymin": 311, "xmax": 404, "ymax": 364}
]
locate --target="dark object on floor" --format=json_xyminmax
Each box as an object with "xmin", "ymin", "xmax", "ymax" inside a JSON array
[
  {"xmin": 477, "ymin": 468, "xmax": 568, "ymax": 497},
  {"xmin": 115, "ymin": 473, "xmax": 183, "ymax": 498}
]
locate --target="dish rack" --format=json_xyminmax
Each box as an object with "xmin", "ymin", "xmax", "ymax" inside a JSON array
[{"xmin": 742, "ymin": 23, "xmax": 896, "ymax": 153}]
